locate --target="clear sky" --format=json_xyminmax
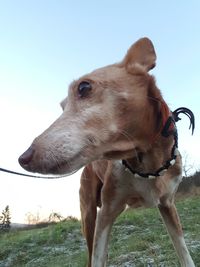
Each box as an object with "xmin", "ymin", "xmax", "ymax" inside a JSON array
[{"xmin": 0, "ymin": 1, "xmax": 199, "ymax": 223}]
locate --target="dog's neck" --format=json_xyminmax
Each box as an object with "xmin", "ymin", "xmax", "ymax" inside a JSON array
[
  {"xmin": 122, "ymin": 97, "xmax": 178, "ymax": 178},
  {"xmin": 124, "ymin": 133, "xmax": 176, "ymax": 176}
]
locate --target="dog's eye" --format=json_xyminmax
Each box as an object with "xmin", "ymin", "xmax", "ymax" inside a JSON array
[{"xmin": 78, "ymin": 81, "xmax": 92, "ymax": 98}]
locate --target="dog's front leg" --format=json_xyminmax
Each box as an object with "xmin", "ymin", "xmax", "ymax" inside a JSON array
[
  {"xmin": 91, "ymin": 203, "xmax": 125, "ymax": 267},
  {"xmin": 159, "ymin": 202, "xmax": 195, "ymax": 267},
  {"xmin": 80, "ymin": 166, "xmax": 103, "ymax": 267}
]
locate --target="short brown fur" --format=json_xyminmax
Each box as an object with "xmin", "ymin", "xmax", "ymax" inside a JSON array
[{"xmin": 19, "ymin": 38, "xmax": 195, "ymax": 267}]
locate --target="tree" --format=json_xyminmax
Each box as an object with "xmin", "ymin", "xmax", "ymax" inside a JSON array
[
  {"xmin": 0, "ymin": 205, "xmax": 11, "ymax": 230},
  {"xmin": 48, "ymin": 212, "xmax": 64, "ymax": 222},
  {"xmin": 25, "ymin": 211, "xmax": 41, "ymax": 224},
  {"xmin": 182, "ymin": 151, "xmax": 196, "ymax": 177}
]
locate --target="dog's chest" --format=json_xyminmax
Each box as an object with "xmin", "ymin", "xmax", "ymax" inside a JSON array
[{"xmin": 113, "ymin": 161, "xmax": 162, "ymax": 208}]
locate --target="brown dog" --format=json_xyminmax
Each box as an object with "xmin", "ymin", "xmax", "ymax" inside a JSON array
[{"xmin": 19, "ymin": 38, "xmax": 195, "ymax": 267}]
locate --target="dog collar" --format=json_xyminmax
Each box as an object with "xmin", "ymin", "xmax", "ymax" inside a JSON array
[
  {"xmin": 122, "ymin": 129, "xmax": 178, "ymax": 179},
  {"xmin": 122, "ymin": 107, "xmax": 195, "ymax": 179}
]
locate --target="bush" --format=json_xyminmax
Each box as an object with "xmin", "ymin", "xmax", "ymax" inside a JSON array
[{"xmin": 0, "ymin": 205, "xmax": 11, "ymax": 231}]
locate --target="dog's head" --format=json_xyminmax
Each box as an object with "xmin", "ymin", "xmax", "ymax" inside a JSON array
[{"xmin": 19, "ymin": 37, "xmax": 164, "ymax": 175}]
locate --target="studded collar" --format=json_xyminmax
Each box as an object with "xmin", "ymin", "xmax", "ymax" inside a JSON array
[{"xmin": 122, "ymin": 107, "xmax": 195, "ymax": 179}]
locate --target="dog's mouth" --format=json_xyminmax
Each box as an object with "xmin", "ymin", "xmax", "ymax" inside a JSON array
[
  {"xmin": 19, "ymin": 133, "xmax": 137, "ymax": 176},
  {"xmin": 103, "ymin": 149, "xmax": 137, "ymax": 160},
  {"xmin": 45, "ymin": 156, "xmax": 83, "ymax": 175},
  {"xmin": 19, "ymin": 146, "xmax": 86, "ymax": 175},
  {"xmin": 20, "ymin": 157, "xmax": 83, "ymax": 176}
]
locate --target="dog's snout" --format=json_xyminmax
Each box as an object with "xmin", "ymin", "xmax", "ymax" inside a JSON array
[{"xmin": 18, "ymin": 146, "xmax": 35, "ymax": 166}]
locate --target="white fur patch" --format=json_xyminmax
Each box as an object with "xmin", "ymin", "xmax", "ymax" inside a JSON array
[
  {"xmin": 82, "ymin": 105, "xmax": 102, "ymax": 119},
  {"xmin": 109, "ymin": 123, "xmax": 118, "ymax": 133},
  {"xmin": 118, "ymin": 91, "xmax": 130, "ymax": 99},
  {"xmin": 174, "ymin": 236, "xmax": 195, "ymax": 267},
  {"xmin": 92, "ymin": 225, "xmax": 110, "ymax": 267}
]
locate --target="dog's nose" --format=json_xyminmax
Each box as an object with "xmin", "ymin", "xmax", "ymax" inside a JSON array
[{"xmin": 18, "ymin": 146, "xmax": 35, "ymax": 166}]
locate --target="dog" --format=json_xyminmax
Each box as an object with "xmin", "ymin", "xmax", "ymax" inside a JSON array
[{"xmin": 19, "ymin": 38, "xmax": 195, "ymax": 267}]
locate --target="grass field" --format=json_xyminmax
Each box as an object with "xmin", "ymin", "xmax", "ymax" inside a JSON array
[{"xmin": 0, "ymin": 196, "xmax": 199, "ymax": 267}]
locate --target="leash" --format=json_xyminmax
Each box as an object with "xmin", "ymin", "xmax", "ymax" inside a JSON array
[{"xmin": 0, "ymin": 167, "xmax": 68, "ymax": 179}]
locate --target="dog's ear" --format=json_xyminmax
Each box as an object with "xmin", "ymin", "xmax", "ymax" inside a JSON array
[
  {"xmin": 122, "ymin": 37, "xmax": 156, "ymax": 72},
  {"xmin": 60, "ymin": 97, "xmax": 68, "ymax": 111}
]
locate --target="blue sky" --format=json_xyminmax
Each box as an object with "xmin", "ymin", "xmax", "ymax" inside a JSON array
[{"xmin": 0, "ymin": 1, "xmax": 199, "ymax": 223}]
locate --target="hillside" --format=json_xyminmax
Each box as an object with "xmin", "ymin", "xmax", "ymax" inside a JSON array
[
  {"xmin": 0, "ymin": 196, "xmax": 200, "ymax": 267},
  {"xmin": 176, "ymin": 171, "xmax": 200, "ymax": 199}
]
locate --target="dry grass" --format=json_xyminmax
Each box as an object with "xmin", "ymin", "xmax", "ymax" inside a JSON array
[{"xmin": 176, "ymin": 171, "xmax": 200, "ymax": 200}]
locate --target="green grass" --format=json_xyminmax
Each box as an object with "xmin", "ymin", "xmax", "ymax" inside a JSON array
[
  {"xmin": 0, "ymin": 197, "xmax": 200, "ymax": 267},
  {"xmin": 109, "ymin": 197, "xmax": 200, "ymax": 266}
]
